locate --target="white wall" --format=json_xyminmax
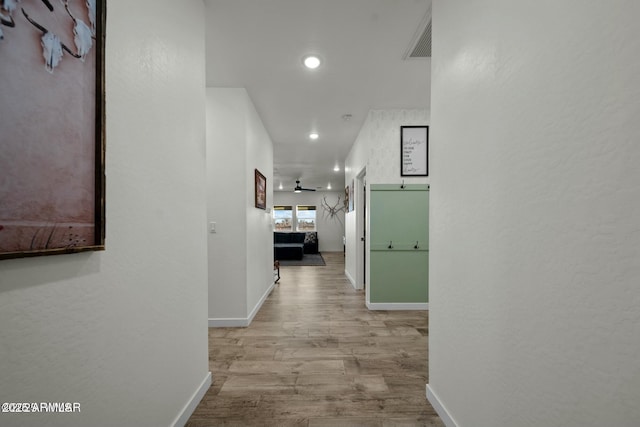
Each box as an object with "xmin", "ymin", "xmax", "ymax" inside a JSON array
[
  {"xmin": 428, "ymin": 2, "xmax": 640, "ymax": 427},
  {"xmin": 347, "ymin": 110, "xmax": 431, "ymax": 186},
  {"xmin": 344, "ymin": 109, "xmax": 430, "ymax": 287},
  {"xmin": 0, "ymin": 1, "xmax": 210, "ymax": 426},
  {"xmin": 207, "ymin": 89, "xmax": 249, "ymax": 319},
  {"xmin": 273, "ymin": 191, "xmax": 346, "ymax": 252},
  {"xmin": 344, "ymin": 211, "xmax": 358, "ymax": 286},
  {"xmin": 244, "ymin": 93, "xmax": 275, "ymax": 319},
  {"xmin": 206, "ymin": 88, "xmax": 274, "ymax": 326}
]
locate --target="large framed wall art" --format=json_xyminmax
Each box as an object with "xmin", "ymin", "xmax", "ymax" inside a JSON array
[{"xmin": 0, "ymin": 0, "xmax": 106, "ymax": 260}]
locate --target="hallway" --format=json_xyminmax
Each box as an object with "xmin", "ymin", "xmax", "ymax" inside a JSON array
[{"xmin": 187, "ymin": 252, "xmax": 443, "ymax": 426}]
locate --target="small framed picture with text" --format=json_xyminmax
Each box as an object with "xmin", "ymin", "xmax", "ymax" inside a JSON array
[{"xmin": 401, "ymin": 126, "xmax": 429, "ymax": 177}]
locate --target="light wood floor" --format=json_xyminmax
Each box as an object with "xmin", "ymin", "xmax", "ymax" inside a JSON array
[{"xmin": 187, "ymin": 252, "xmax": 443, "ymax": 427}]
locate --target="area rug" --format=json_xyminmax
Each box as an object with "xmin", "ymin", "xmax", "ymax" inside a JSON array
[{"xmin": 278, "ymin": 253, "xmax": 326, "ymax": 266}]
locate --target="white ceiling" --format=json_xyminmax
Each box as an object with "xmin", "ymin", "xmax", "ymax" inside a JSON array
[{"xmin": 204, "ymin": 0, "xmax": 431, "ymax": 192}]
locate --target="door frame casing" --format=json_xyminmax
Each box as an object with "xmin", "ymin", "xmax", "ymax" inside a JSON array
[{"xmin": 355, "ymin": 168, "xmax": 367, "ymax": 292}]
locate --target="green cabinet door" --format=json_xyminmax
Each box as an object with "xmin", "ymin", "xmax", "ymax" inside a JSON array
[{"xmin": 369, "ymin": 184, "xmax": 429, "ymax": 304}]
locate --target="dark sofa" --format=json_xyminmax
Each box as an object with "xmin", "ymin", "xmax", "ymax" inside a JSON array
[{"xmin": 274, "ymin": 232, "xmax": 318, "ymax": 260}]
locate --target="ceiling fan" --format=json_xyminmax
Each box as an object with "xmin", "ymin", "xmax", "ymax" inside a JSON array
[{"xmin": 294, "ymin": 179, "xmax": 316, "ymax": 193}]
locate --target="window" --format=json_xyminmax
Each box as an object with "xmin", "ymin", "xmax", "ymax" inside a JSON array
[
  {"xmin": 296, "ymin": 205, "xmax": 316, "ymax": 231},
  {"xmin": 273, "ymin": 206, "xmax": 293, "ymax": 231}
]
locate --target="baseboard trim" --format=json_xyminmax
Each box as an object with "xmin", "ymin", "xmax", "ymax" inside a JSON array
[
  {"xmin": 208, "ymin": 282, "xmax": 275, "ymax": 328},
  {"xmin": 247, "ymin": 282, "xmax": 275, "ymax": 325},
  {"xmin": 208, "ymin": 317, "xmax": 249, "ymax": 327},
  {"xmin": 345, "ymin": 269, "xmax": 357, "ymax": 289},
  {"xmin": 366, "ymin": 302, "xmax": 429, "ymax": 310},
  {"xmin": 426, "ymin": 384, "xmax": 459, "ymax": 427},
  {"xmin": 171, "ymin": 371, "xmax": 212, "ymax": 427}
]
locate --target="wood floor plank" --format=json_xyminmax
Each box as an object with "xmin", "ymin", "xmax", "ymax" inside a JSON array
[
  {"xmin": 308, "ymin": 417, "xmax": 383, "ymax": 427},
  {"xmin": 227, "ymin": 360, "xmax": 345, "ymax": 375},
  {"xmin": 186, "ymin": 252, "xmax": 443, "ymax": 427}
]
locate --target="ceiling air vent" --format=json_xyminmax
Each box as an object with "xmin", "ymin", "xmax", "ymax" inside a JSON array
[{"xmin": 404, "ymin": 8, "xmax": 432, "ymax": 59}]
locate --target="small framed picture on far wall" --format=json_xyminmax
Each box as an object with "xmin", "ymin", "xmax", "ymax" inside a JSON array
[
  {"xmin": 255, "ymin": 169, "xmax": 267, "ymax": 210},
  {"xmin": 344, "ymin": 185, "xmax": 350, "ymax": 212}
]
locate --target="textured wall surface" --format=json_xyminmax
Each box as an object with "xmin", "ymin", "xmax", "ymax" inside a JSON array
[
  {"xmin": 429, "ymin": 1, "xmax": 640, "ymax": 426},
  {"xmin": 243, "ymin": 91, "xmax": 275, "ymax": 318},
  {"xmin": 207, "ymin": 88, "xmax": 274, "ymax": 322},
  {"xmin": 0, "ymin": 1, "xmax": 209, "ymax": 426},
  {"xmin": 207, "ymin": 88, "xmax": 249, "ymax": 319},
  {"xmin": 347, "ymin": 109, "xmax": 430, "ymax": 186}
]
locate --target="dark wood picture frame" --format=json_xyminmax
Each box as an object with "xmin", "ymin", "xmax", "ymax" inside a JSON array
[
  {"xmin": 0, "ymin": 1, "xmax": 106, "ymax": 260},
  {"xmin": 401, "ymin": 126, "xmax": 429, "ymax": 177},
  {"xmin": 344, "ymin": 185, "xmax": 350, "ymax": 211},
  {"xmin": 255, "ymin": 169, "xmax": 267, "ymax": 210}
]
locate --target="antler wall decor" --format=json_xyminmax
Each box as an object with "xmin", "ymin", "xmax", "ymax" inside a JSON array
[
  {"xmin": 1, "ymin": 0, "xmax": 96, "ymax": 72},
  {"xmin": 321, "ymin": 196, "xmax": 346, "ymax": 226}
]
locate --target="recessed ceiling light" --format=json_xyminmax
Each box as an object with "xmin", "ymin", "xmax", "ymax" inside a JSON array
[
  {"xmin": 334, "ymin": 166, "xmax": 340, "ymax": 172},
  {"xmin": 309, "ymin": 132, "xmax": 319, "ymax": 140},
  {"xmin": 303, "ymin": 55, "xmax": 321, "ymax": 69}
]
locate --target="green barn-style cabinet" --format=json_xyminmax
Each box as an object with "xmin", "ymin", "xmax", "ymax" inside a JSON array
[{"xmin": 369, "ymin": 184, "xmax": 429, "ymax": 304}]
